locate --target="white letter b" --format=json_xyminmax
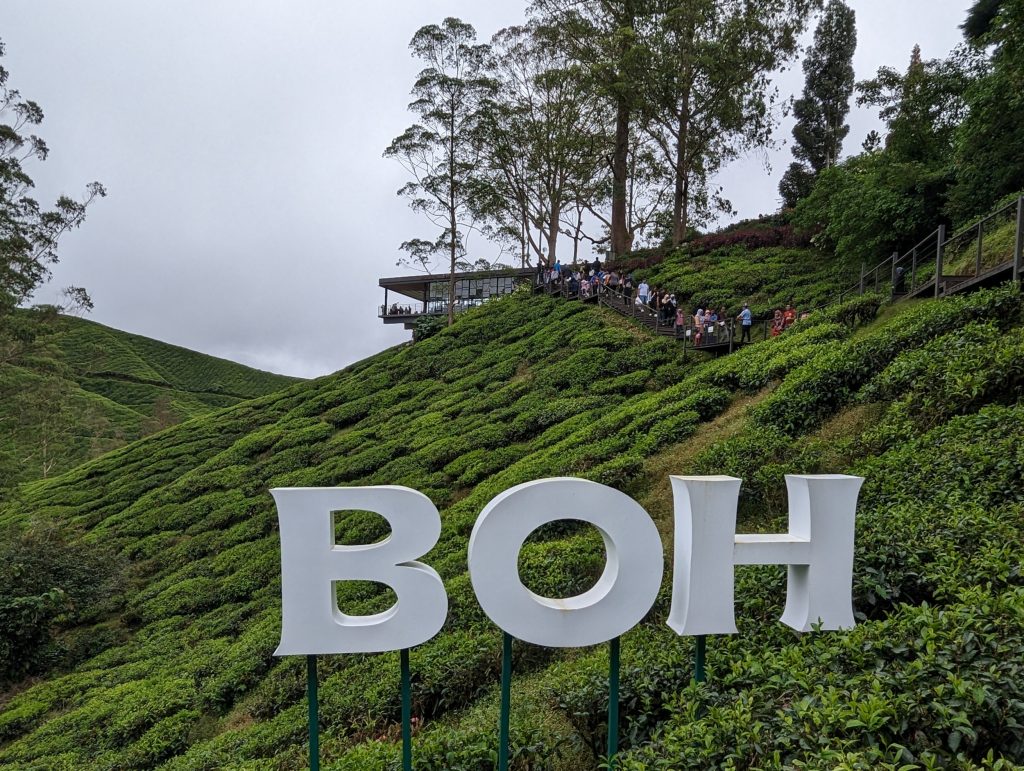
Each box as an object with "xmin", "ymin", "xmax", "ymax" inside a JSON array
[{"xmin": 272, "ymin": 486, "xmax": 448, "ymax": 655}]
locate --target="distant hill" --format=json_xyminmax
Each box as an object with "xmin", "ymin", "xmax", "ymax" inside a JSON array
[
  {"xmin": 0, "ymin": 314, "xmax": 301, "ymax": 486},
  {"xmin": 0, "ymin": 266, "xmax": 1022, "ymax": 768}
]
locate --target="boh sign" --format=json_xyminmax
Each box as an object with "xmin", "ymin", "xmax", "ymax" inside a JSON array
[{"xmin": 272, "ymin": 474, "xmax": 863, "ymax": 770}]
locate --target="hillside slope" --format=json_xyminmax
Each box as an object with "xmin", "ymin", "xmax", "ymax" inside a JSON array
[
  {"xmin": 630, "ymin": 243, "xmax": 860, "ymax": 318},
  {"xmin": 0, "ymin": 282, "xmax": 1022, "ymax": 769},
  {"xmin": 0, "ymin": 314, "xmax": 300, "ymax": 485}
]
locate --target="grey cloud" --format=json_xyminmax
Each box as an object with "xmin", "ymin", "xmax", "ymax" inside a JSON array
[{"xmin": 1, "ymin": 1, "xmax": 969, "ymax": 377}]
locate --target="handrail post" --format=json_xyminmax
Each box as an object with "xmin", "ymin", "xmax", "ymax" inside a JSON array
[
  {"xmin": 975, "ymin": 220, "xmax": 984, "ymax": 277},
  {"xmin": 1015, "ymin": 195, "xmax": 1024, "ymax": 284},
  {"xmin": 890, "ymin": 252, "xmax": 898, "ymax": 297},
  {"xmin": 498, "ymin": 633, "xmax": 512, "ymax": 771},
  {"xmin": 935, "ymin": 225, "xmax": 946, "ymax": 299},
  {"xmin": 859, "ymin": 261, "xmax": 866, "ymax": 295}
]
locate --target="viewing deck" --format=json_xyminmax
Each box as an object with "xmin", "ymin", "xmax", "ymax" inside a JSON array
[{"xmin": 379, "ymin": 267, "xmax": 536, "ymax": 330}]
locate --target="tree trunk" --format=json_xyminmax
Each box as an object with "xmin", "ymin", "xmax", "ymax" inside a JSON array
[
  {"xmin": 448, "ymin": 100, "xmax": 456, "ymax": 327},
  {"xmin": 448, "ymin": 205, "xmax": 456, "ymax": 327},
  {"xmin": 611, "ymin": 97, "xmax": 630, "ymax": 258},
  {"xmin": 547, "ymin": 200, "xmax": 561, "ymax": 264},
  {"xmin": 672, "ymin": 97, "xmax": 692, "ymax": 247},
  {"xmin": 672, "ymin": 25, "xmax": 695, "ymax": 248}
]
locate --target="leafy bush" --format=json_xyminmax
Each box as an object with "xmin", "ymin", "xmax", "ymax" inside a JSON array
[{"xmin": 0, "ymin": 520, "xmax": 126, "ymax": 684}]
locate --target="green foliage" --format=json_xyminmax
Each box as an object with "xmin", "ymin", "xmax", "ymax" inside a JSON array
[
  {"xmin": 414, "ymin": 314, "xmax": 446, "ymax": 341},
  {"xmin": 0, "ymin": 312, "xmax": 299, "ymax": 489},
  {"xmin": 0, "ymin": 280, "xmax": 1023, "ymax": 768},
  {"xmin": 794, "ymin": 43, "xmax": 986, "ymax": 264},
  {"xmin": 781, "ymin": 0, "xmax": 858, "ymax": 208},
  {"xmin": 633, "ymin": 244, "xmax": 859, "ymax": 319},
  {"xmin": 947, "ymin": 1, "xmax": 1024, "ymax": 223},
  {"xmin": 384, "ymin": 17, "xmax": 497, "ymax": 284},
  {"xmin": 0, "ymin": 520, "xmax": 125, "ymax": 684}
]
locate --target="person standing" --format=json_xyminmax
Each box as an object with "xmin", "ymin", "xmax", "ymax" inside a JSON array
[
  {"xmin": 638, "ymin": 279, "xmax": 650, "ymax": 306},
  {"xmin": 771, "ymin": 309, "xmax": 784, "ymax": 336},
  {"xmin": 783, "ymin": 304, "xmax": 796, "ymax": 329},
  {"xmin": 737, "ymin": 304, "xmax": 753, "ymax": 344}
]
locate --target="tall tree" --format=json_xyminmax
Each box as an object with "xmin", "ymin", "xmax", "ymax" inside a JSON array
[
  {"xmin": 471, "ymin": 24, "xmax": 605, "ymax": 266},
  {"xmin": 385, "ymin": 19, "xmax": 496, "ymax": 326},
  {"xmin": 0, "ymin": 38, "xmax": 104, "ymax": 361},
  {"xmin": 858, "ymin": 44, "xmax": 979, "ymax": 168},
  {"xmin": 962, "ymin": 0, "xmax": 1006, "ymax": 42},
  {"xmin": 793, "ymin": 44, "xmax": 982, "ymax": 264},
  {"xmin": 643, "ymin": 0, "xmax": 821, "ymax": 246},
  {"xmin": 779, "ymin": 0, "xmax": 857, "ymax": 208},
  {"xmin": 529, "ymin": 0, "xmax": 652, "ymax": 258},
  {"xmin": 949, "ymin": 0, "xmax": 1024, "ymax": 222}
]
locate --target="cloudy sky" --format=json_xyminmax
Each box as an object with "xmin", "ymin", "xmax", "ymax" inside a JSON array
[{"xmin": 3, "ymin": 1, "xmax": 970, "ymax": 378}]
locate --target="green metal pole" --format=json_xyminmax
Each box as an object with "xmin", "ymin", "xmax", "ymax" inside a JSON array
[
  {"xmin": 499, "ymin": 633, "xmax": 513, "ymax": 771},
  {"xmin": 607, "ymin": 636, "xmax": 621, "ymax": 768},
  {"xmin": 306, "ymin": 655, "xmax": 320, "ymax": 771},
  {"xmin": 401, "ymin": 648, "xmax": 412, "ymax": 771},
  {"xmin": 694, "ymin": 635, "xmax": 707, "ymax": 684}
]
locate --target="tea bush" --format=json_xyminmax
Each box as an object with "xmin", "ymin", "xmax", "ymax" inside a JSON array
[
  {"xmin": 0, "ymin": 313, "xmax": 299, "ymax": 487},
  {"xmin": 1, "ymin": 280, "xmax": 1022, "ymax": 768}
]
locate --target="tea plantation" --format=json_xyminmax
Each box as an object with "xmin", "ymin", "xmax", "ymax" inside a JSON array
[
  {"xmin": 0, "ymin": 314, "xmax": 299, "ymax": 485},
  {"xmin": 631, "ymin": 242, "xmax": 861, "ymax": 319},
  {"xmin": 0, "ymin": 276, "xmax": 1022, "ymax": 769}
]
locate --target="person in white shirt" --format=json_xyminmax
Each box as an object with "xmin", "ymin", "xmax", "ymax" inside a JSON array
[{"xmin": 637, "ymin": 281, "xmax": 650, "ymax": 305}]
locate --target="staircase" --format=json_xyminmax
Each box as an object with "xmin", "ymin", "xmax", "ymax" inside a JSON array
[{"xmin": 535, "ymin": 280, "xmax": 741, "ymax": 353}]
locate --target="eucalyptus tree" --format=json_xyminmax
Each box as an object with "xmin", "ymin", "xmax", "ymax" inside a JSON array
[
  {"xmin": 0, "ymin": 38, "xmax": 104, "ymax": 376},
  {"xmin": 385, "ymin": 18, "xmax": 497, "ymax": 325},
  {"xmin": 580, "ymin": 126, "xmax": 673, "ymax": 252},
  {"xmin": 641, "ymin": 0, "xmax": 821, "ymax": 246},
  {"xmin": 529, "ymin": 0, "xmax": 656, "ymax": 258},
  {"xmin": 471, "ymin": 24, "xmax": 606, "ymax": 267},
  {"xmin": 779, "ymin": 0, "xmax": 857, "ymax": 208}
]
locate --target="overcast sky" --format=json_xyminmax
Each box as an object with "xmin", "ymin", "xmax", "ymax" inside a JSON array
[{"xmin": 2, "ymin": 1, "xmax": 970, "ymax": 378}]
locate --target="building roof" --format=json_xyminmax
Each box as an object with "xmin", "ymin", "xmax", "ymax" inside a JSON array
[{"xmin": 378, "ymin": 266, "xmax": 536, "ymax": 301}]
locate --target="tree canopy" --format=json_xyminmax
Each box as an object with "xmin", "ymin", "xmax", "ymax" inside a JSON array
[{"xmin": 780, "ymin": 0, "xmax": 857, "ymax": 208}]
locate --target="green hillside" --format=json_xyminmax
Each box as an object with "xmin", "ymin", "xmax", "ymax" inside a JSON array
[
  {"xmin": 631, "ymin": 242, "xmax": 860, "ymax": 317},
  {"xmin": 0, "ymin": 314, "xmax": 300, "ymax": 486},
  {"xmin": 0, "ymin": 262, "xmax": 1022, "ymax": 769}
]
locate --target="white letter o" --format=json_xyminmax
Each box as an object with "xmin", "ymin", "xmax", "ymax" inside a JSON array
[{"xmin": 468, "ymin": 477, "xmax": 663, "ymax": 647}]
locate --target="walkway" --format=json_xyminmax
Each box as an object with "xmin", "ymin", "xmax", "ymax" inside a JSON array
[
  {"xmin": 534, "ymin": 279, "xmax": 762, "ymax": 355},
  {"xmin": 845, "ymin": 195, "xmax": 1023, "ymax": 303},
  {"xmin": 538, "ymin": 194, "xmax": 1024, "ymax": 356}
]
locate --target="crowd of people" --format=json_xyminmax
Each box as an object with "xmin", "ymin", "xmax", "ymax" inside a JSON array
[
  {"xmin": 385, "ymin": 303, "xmax": 415, "ymax": 316},
  {"xmin": 539, "ymin": 259, "xmax": 808, "ymax": 347}
]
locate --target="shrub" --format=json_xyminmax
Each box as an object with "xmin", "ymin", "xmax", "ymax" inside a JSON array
[{"xmin": 0, "ymin": 520, "xmax": 126, "ymax": 684}]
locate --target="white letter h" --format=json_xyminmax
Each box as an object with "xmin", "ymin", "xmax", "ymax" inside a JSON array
[{"xmin": 668, "ymin": 474, "xmax": 863, "ymax": 635}]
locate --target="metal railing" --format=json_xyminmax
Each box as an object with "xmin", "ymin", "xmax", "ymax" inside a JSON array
[
  {"xmin": 537, "ymin": 274, "xmax": 811, "ymax": 352},
  {"xmin": 840, "ymin": 194, "xmax": 1024, "ymax": 303}
]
